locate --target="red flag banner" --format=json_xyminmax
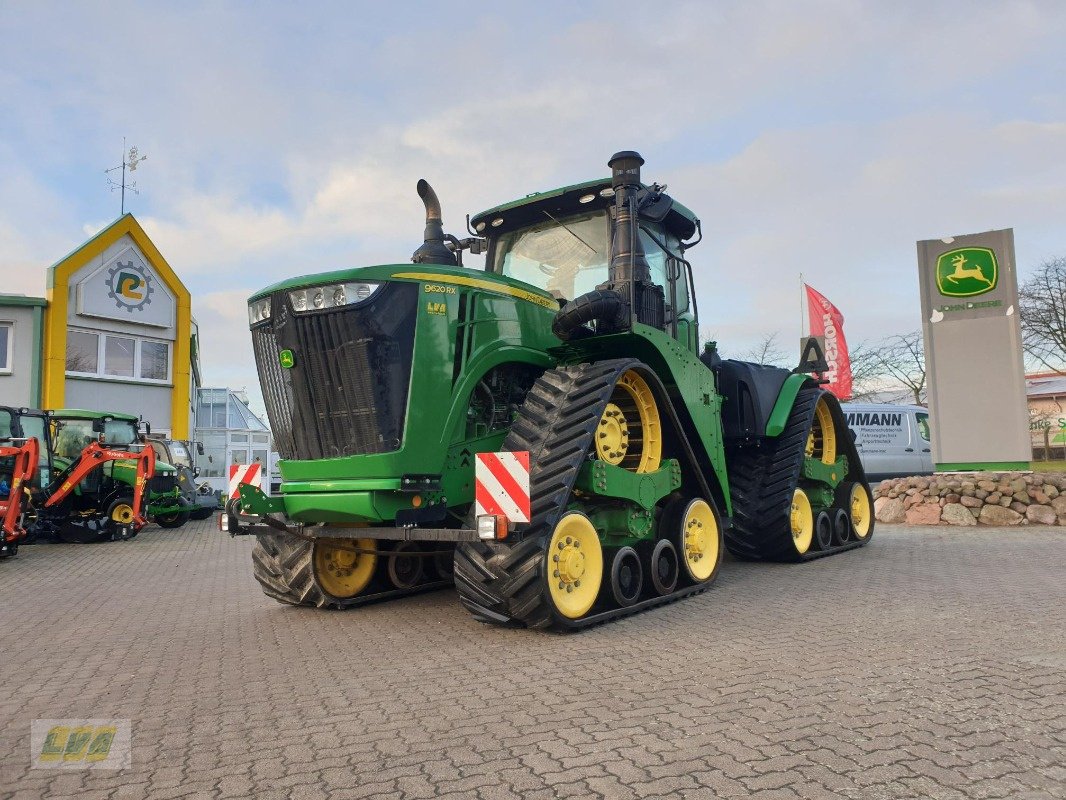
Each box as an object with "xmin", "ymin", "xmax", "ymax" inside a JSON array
[{"xmin": 805, "ymin": 284, "xmax": 853, "ymax": 400}]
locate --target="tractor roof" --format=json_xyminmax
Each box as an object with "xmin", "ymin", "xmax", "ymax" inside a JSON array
[
  {"xmin": 470, "ymin": 178, "xmax": 699, "ymax": 241},
  {"xmin": 50, "ymin": 408, "xmax": 139, "ymax": 422}
]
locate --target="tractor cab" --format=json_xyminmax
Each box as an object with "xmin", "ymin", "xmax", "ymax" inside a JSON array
[
  {"xmin": 471, "ymin": 164, "xmax": 702, "ymax": 354},
  {"xmin": 0, "ymin": 406, "xmax": 53, "ymax": 492}
]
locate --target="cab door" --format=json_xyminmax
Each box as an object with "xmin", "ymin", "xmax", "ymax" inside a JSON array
[{"xmin": 914, "ymin": 411, "xmax": 934, "ymax": 473}]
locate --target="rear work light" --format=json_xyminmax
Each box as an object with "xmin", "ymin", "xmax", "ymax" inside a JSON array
[{"xmin": 477, "ymin": 514, "xmax": 508, "ymax": 541}]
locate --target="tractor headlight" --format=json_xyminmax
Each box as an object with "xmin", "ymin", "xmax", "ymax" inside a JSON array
[
  {"xmin": 247, "ymin": 297, "xmax": 272, "ymax": 326},
  {"xmin": 288, "ymin": 282, "xmax": 382, "ymax": 313}
]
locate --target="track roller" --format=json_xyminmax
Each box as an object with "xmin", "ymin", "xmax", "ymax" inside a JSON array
[
  {"xmin": 647, "ymin": 539, "xmax": 679, "ymax": 595},
  {"xmin": 813, "ymin": 510, "xmax": 833, "ymax": 551},
  {"xmin": 790, "ymin": 489, "xmax": 814, "ymax": 556},
  {"xmin": 832, "ymin": 508, "xmax": 851, "ymax": 545},
  {"xmin": 664, "ymin": 496, "xmax": 723, "ymax": 585},
  {"xmin": 840, "ymin": 482, "xmax": 873, "ymax": 541},
  {"xmin": 387, "ymin": 541, "xmax": 424, "ymax": 589},
  {"xmin": 609, "ymin": 546, "xmax": 643, "ymax": 607}
]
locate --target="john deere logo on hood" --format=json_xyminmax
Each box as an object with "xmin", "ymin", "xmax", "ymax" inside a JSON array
[{"xmin": 935, "ymin": 247, "xmax": 998, "ymax": 298}]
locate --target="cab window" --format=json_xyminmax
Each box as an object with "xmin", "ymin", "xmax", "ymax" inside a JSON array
[
  {"xmin": 639, "ymin": 228, "xmax": 690, "ymax": 316},
  {"xmin": 167, "ymin": 441, "xmax": 192, "ymax": 468},
  {"xmin": 916, "ymin": 412, "xmax": 930, "ymax": 442},
  {"xmin": 493, "ymin": 211, "xmax": 609, "ymax": 300},
  {"xmin": 0, "ymin": 409, "xmax": 12, "ymax": 439}
]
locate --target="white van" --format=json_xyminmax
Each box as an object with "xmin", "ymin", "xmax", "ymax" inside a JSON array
[{"xmin": 840, "ymin": 403, "xmax": 933, "ymax": 481}]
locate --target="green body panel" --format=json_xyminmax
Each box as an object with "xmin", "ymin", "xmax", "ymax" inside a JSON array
[
  {"xmin": 801, "ymin": 456, "xmax": 848, "ymax": 489},
  {"xmin": 258, "ymin": 265, "xmax": 560, "ymax": 524},
  {"xmin": 801, "ymin": 456, "xmax": 849, "ymax": 510},
  {"xmin": 585, "ymin": 504, "xmax": 654, "ymax": 547},
  {"xmin": 574, "ymin": 459, "xmax": 682, "ymax": 512},
  {"xmin": 765, "ymin": 374, "xmax": 811, "ymax": 436}
]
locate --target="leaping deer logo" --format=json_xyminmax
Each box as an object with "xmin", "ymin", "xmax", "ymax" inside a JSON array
[{"xmin": 945, "ymin": 253, "xmax": 992, "ymax": 287}]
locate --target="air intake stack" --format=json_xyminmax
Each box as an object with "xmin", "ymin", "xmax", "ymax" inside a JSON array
[{"xmin": 606, "ymin": 151, "xmax": 665, "ymax": 331}]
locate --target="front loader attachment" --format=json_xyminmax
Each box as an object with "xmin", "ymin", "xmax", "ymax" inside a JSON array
[{"xmin": 1, "ymin": 436, "xmax": 39, "ymax": 555}]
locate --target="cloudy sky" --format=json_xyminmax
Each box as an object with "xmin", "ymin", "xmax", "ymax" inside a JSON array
[{"xmin": 1, "ymin": 1, "xmax": 1063, "ymax": 411}]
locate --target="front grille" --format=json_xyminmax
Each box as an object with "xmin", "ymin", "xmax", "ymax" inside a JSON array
[
  {"xmin": 252, "ymin": 282, "xmax": 418, "ymax": 460},
  {"xmin": 150, "ymin": 474, "xmax": 177, "ymax": 493}
]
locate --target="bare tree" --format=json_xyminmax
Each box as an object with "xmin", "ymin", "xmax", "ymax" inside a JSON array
[
  {"xmin": 844, "ymin": 341, "xmax": 887, "ymax": 401},
  {"xmin": 741, "ymin": 331, "xmax": 789, "ymax": 367},
  {"xmin": 1020, "ymin": 257, "xmax": 1066, "ymax": 373},
  {"xmin": 848, "ymin": 332, "xmax": 927, "ymax": 405}
]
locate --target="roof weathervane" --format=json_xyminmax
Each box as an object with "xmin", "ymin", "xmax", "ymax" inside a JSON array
[{"xmin": 105, "ymin": 137, "xmax": 148, "ymax": 215}]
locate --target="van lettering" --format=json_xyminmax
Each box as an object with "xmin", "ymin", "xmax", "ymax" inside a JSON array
[{"xmin": 845, "ymin": 412, "xmax": 902, "ymax": 427}]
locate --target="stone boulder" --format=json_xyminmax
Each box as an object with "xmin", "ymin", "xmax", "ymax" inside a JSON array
[
  {"xmin": 1026, "ymin": 504, "xmax": 1057, "ymax": 525},
  {"xmin": 978, "ymin": 505, "xmax": 1023, "ymax": 526},
  {"xmin": 906, "ymin": 504, "xmax": 942, "ymax": 525},
  {"xmin": 874, "ymin": 497, "xmax": 906, "ymax": 524},
  {"xmin": 941, "ymin": 503, "xmax": 977, "ymax": 527}
]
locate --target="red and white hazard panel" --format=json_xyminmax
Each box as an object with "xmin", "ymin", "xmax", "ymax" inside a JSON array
[
  {"xmin": 228, "ymin": 463, "xmax": 262, "ymax": 500},
  {"xmin": 475, "ymin": 451, "xmax": 530, "ymax": 523}
]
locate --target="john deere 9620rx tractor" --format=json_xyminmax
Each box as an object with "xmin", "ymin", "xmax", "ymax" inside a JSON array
[{"xmin": 235, "ymin": 152, "xmax": 873, "ymax": 630}]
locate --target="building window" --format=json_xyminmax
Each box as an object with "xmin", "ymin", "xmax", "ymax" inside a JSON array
[
  {"xmin": 104, "ymin": 336, "xmax": 135, "ymax": 377},
  {"xmin": 66, "ymin": 330, "xmax": 100, "ymax": 373},
  {"xmin": 65, "ymin": 328, "xmax": 170, "ymax": 384},
  {"xmin": 0, "ymin": 322, "xmax": 10, "ymax": 373},
  {"xmin": 140, "ymin": 341, "xmax": 169, "ymax": 381}
]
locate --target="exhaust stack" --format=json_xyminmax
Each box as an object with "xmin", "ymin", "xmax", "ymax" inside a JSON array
[{"xmin": 412, "ymin": 179, "xmax": 458, "ymax": 266}]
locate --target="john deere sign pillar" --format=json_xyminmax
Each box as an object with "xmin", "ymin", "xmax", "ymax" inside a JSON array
[{"xmin": 917, "ymin": 228, "xmax": 1030, "ymax": 472}]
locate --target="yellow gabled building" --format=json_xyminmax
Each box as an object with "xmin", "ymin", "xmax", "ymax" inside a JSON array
[{"xmin": 39, "ymin": 214, "xmax": 195, "ymax": 438}]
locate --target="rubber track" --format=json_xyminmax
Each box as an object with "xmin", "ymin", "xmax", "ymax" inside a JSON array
[
  {"xmin": 251, "ymin": 531, "xmax": 450, "ymax": 610},
  {"xmin": 453, "ymin": 359, "xmax": 720, "ymax": 631},
  {"xmin": 724, "ymin": 387, "xmax": 874, "ymax": 562}
]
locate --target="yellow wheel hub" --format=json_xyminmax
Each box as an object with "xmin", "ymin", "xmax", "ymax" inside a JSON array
[
  {"xmin": 595, "ymin": 403, "xmax": 629, "ymax": 465},
  {"xmin": 681, "ymin": 499, "xmax": 719, "ymax": 581},
  {"xmin": 850, "ymin": 484, "xmax": 872, "ymax": 539},
  {"xmin": 596, "ymin": 370, "xmax": 662, "ymax": 474},
  {"xmin": 547, "ymin": 513, "xmax": 603, "ymax": 619},
  {"xmin": 313, "ymin": 538, "xmax": 376, "ymax": 599},
  {"xmin": 111, "ymin": 504, "xmax": 134, "ymax": 524},
  {"xmin": 790, "ymin": 489, "xmax": 814, "ymax": 555},
  {"xmin": 805, "ymin": 397, "xmax": 838, "ymax": 466}
]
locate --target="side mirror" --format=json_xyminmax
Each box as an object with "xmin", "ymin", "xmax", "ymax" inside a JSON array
[
  {"xmin": 91, "ymin": 419, "xmax": 106, "ymax": 434},
  {"xmin": 196, "ymin": 442, "xmax": 205, "ymax": 456}
]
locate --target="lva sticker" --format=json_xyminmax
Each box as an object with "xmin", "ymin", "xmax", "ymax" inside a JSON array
[{"xmin": 935, "ymin": 247, "xmax": 998, "ymax": 298}]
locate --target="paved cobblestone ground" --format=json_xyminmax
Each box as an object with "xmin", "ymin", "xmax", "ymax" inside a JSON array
[{"xmin": 0, "ymin": 521, "xmax": 1063, "ymax": 800}]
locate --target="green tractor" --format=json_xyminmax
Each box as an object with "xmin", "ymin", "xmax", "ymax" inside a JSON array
[
  {"xmin": 49, "ymin": 410, "xmax": 191, "ymax": 531},
  {"xmin": 235, "ymin": 151, "xmax": 874, "ymax": 630},
  {"xmin": 147, "ymin": 436, "xmax": 222, "ymax": 521}
]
